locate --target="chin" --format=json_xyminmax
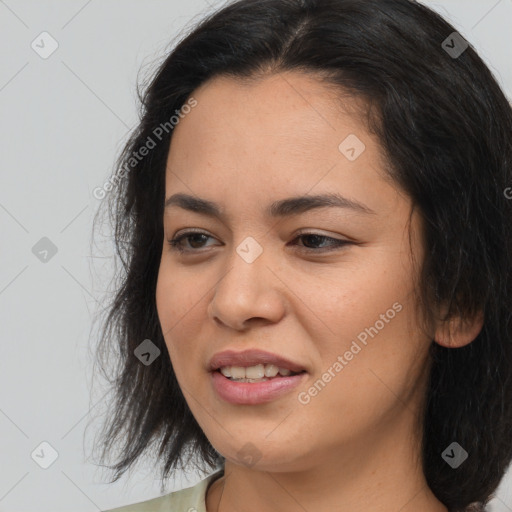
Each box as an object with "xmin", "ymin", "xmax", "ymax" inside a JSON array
[{"xmin": 213, "ymin": 437, "xmax": 312, "ymax": 473}]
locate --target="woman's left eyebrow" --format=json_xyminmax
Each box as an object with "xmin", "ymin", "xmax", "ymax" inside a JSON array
[{"xmin": 164, "ymin": 192, "xmax": 377, "ymax": 220}]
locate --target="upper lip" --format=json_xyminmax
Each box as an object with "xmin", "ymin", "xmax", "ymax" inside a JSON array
[{"xmin": 209, "ymin": 349, "xmax": 306, "ymax": 373}]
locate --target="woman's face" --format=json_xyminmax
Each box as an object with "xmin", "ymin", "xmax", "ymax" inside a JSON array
[{"xmin": 156, "ymin": 71, "xmax": 431, "ymax": 471}]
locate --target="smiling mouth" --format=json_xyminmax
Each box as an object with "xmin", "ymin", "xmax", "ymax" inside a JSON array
[{"xmin": 216, "ymin": 363, "xmax": 306, "ymax": 383}]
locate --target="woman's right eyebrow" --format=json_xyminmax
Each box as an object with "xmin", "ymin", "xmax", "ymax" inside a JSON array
[{"xmin": 163, "ymin": 192, "xmax": 377, "ymax": 220}]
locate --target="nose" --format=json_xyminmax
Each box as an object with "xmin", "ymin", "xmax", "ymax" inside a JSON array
[{"xmin": 208, "ymin": 244, "xmax": 286, "ymax": 331}]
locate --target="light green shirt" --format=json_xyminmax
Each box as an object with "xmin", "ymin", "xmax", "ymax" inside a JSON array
[{"xmin": 102, "ymin": 469, "xmax": 224, "ymax": 512}]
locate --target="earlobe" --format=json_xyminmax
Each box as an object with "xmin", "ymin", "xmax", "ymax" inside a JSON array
[{"xmin": 434, "ymin": 309, "xmax": 484, "ymax": 348}]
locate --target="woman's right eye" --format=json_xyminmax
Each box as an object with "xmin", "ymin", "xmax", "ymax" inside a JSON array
[{"xmin": 167, "ymin": 231, "xmax": 217, "ymax": 253}]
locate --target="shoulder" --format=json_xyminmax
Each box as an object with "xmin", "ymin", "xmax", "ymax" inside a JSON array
[{"xmin": 101, "ymin": 469, "xmax": 224, "ymax": 512}]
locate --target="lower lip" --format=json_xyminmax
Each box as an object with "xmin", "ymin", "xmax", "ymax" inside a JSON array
[{"xmin": 211, "ymin": 370, "xmax": 308, "ymax": 405}]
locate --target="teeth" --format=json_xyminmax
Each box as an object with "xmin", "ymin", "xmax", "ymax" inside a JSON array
[
  {"xmin": 264, "ymin": 364, "xmax": 279, "ymax": 377},
  {"xmin": 245, "ymin": 364, "xmax": 265, "ymax": 379},
  {"xmin": 230, "ymin": 366, "xmax": 246, "ymax": 379},
  {"xmin": 220, "ymin": 366, "xmax": 232, "ymax": 378},
  {"xmin": 228, "ymin": 377, "xmax": 270, "ymax": 383},
  {"xmin": 219, "ymin": 364, "xmax": 297, "ymax": 379}
]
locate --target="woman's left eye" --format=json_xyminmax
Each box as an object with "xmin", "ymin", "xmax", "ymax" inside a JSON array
[
  {"xmin": 167, "ymin": 231, "xmax": 350, "ymax": 254},
  {"xmin": 294, "ymin": 233, "xmax": 350, "ymax": 252}
]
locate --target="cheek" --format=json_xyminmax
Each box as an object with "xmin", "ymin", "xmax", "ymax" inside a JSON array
[
  {"xmin": 316, "ymin": 300, "xmax": 427, "ymax": 408},
  {"xmin": 156, "ymin": 264, "xmax": 184, "ymax": 363},
  {"xmin": 300, "ymin": 257, "xmax": 426, "ymax": 410},
  {"xmin": 155, "ymin": 262, "xmax": 206, "ymax": 376},
  {"xmin": 296, "ymin": 324, "xmax": 427, "ymax": 453},
  {"xmin": 155, "ymin": 265, "xmax": 173, "ymax": 334},
  {"xmin": 297, "ymin": 257, "xmax": 411, "ymax": 346},
  {"xmin": 156, "ymin": 260, "xmax": 200, "ymax": 332}
]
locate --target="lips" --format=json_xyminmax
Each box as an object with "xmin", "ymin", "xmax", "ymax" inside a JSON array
[
  {"xmin": 208, "ymin": 349, "xmax": 307, "ymax": 374},
  {"xmin": 211, "ymin": 370, "xmax": 307, "ymax": 405}
]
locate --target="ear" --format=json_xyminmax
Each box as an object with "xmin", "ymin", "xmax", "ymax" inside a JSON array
[{"xmin": 434, "ymin": 308, "xmax": 484, "ymax": 348}]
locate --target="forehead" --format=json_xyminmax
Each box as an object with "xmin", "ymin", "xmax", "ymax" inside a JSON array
[
  {"xmin": 164, "ymin": 71, "xmax": 396, "ymax": 216},
  {"xmin": 169, "ymin": 71, "xmax": 369, "ymax": 158}
]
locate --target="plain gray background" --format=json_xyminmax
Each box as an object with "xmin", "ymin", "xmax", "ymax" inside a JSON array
[{"xmin": 1, "ymin": 1, "xmax": 511, "ymax": 511}]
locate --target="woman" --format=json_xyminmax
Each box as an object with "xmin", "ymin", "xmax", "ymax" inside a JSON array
[{"xmin": 92, "ymin": 0, "xmax": 512, "ymax": 511}]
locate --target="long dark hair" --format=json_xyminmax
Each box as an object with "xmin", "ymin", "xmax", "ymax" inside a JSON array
[{"xmin": 89, "ymin": 1, "xmax": 512, "ymax": 510}]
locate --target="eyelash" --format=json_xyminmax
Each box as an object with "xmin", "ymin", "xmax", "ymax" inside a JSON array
[{"xmin": 167, "ymin": 230, "xmax": 351, "ymax": 254}]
